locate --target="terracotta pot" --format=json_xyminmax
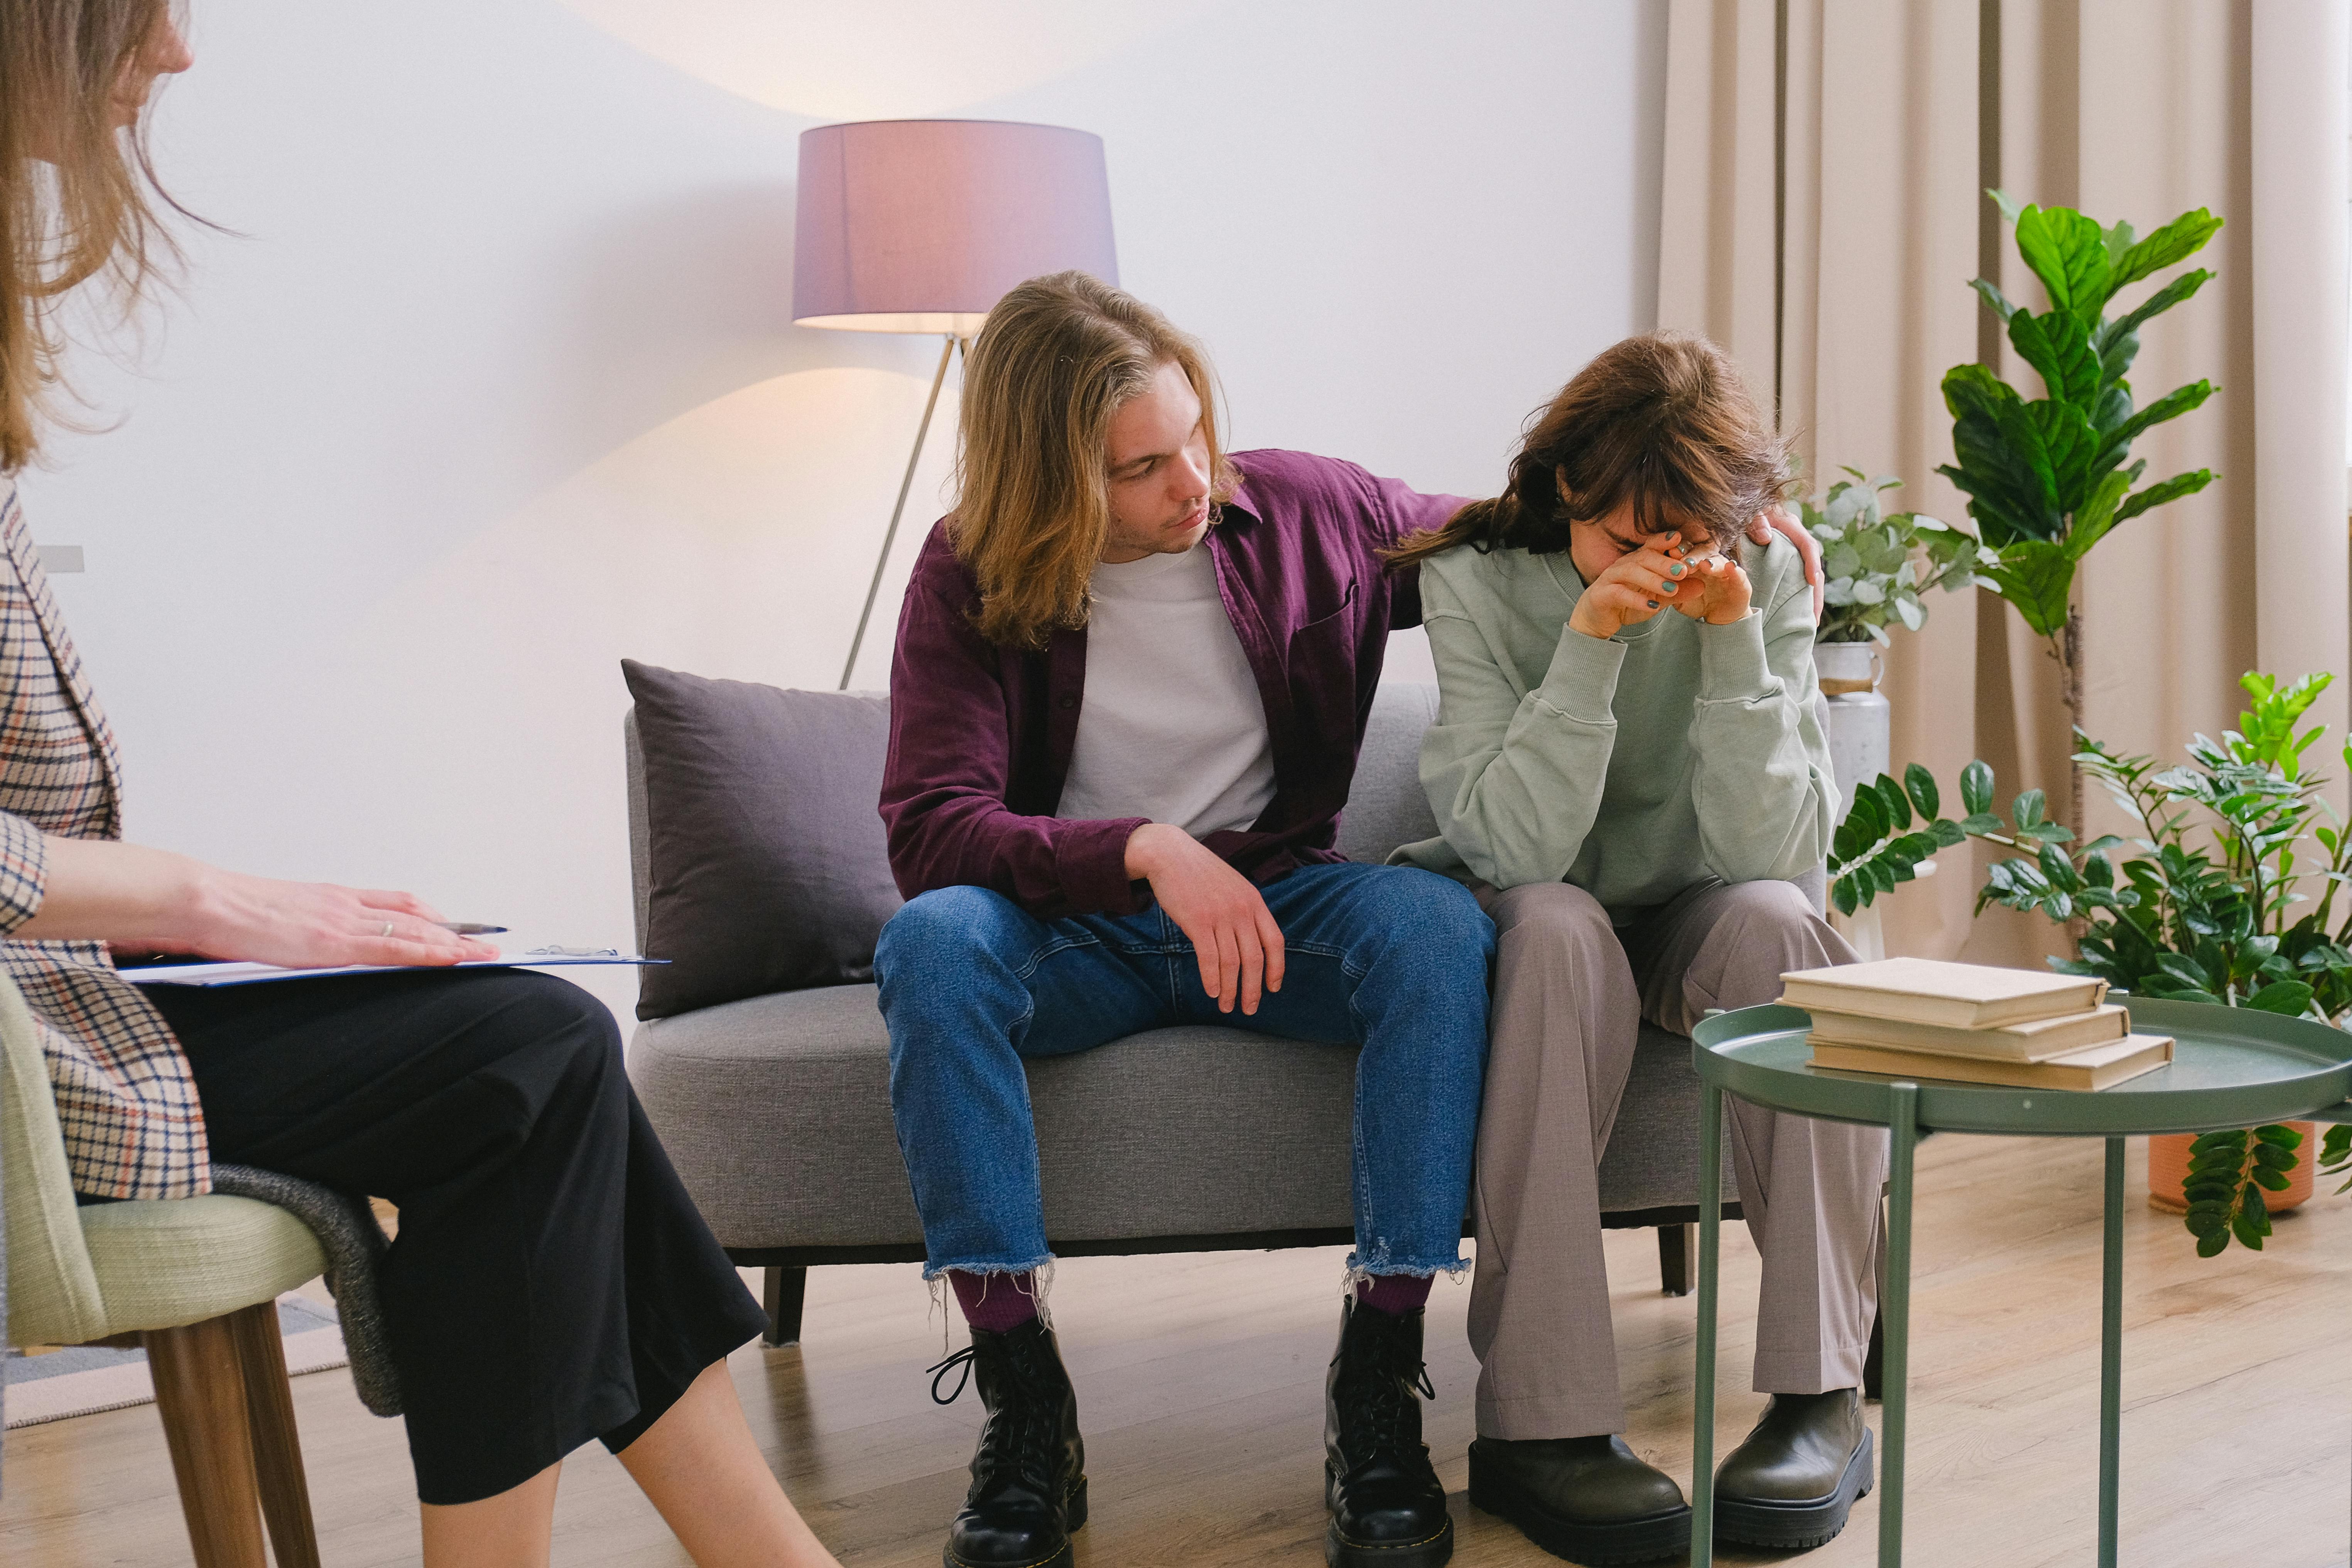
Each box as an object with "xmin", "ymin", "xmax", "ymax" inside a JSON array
[{"xmin": 2147, "ymin": 1122, "xmax": 2316, "ymax": 1214}]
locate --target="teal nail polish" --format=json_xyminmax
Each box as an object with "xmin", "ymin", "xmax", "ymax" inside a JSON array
[
  {"xmin": 1669, "ymin": 562, "xmax": 1686, "ymax": 577},
  {"xmin": 1646, "ymin": 599, "xmax": 1658, "ymax": 608}
]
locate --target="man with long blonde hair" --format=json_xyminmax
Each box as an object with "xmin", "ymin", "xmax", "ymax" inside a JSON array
[{"xmin": 876, "ymin": 270, "xmax": 1496, "ymax": 1568}]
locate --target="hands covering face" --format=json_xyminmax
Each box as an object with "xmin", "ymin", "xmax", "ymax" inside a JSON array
[{"xmin": 1565, "ymin": 529, "xmax": 1753, "ymax": 641}]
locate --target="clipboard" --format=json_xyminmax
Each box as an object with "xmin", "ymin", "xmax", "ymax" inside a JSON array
[{"xmin": 119, "ymin": 954, "xmax": 669, "ymax": 987}]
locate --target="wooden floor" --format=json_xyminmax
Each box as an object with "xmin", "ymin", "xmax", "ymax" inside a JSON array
[{"xmin": 7, "ymin": 1133, "xmax": 2352, "ymax": 1566}]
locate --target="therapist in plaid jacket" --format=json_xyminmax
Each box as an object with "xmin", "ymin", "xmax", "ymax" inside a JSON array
[{"xmin": 0, "ymin": 9, "xmax": 841, "ymax": 1565}]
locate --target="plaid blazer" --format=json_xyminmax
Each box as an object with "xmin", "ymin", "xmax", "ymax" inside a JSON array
[{"xmin": 0, "ymin": 478, "xmax": 207, "ymax": 1200}]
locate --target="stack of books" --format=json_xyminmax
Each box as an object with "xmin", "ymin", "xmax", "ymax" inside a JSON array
[{"xmin": 1780, "ymin": 956, "xmax": 2174, "ymax": 1090}]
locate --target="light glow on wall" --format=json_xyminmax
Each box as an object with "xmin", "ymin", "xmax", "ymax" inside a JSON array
[{"xmin": 553, "ymin": 0, "xmax": 1228, "ymax": 119}]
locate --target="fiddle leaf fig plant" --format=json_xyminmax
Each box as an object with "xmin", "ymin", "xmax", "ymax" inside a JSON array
[
  {"xmin": 1942, "ymin": 190, "xmax": 2224, "ymax": 830},
  {"xmin": 1800, "ymin": 469, "xmax": 1980, "ymax": 645},
  {"xmin": 1946, "ymin": 192, "xmax": 2222, "ymax": 639}
]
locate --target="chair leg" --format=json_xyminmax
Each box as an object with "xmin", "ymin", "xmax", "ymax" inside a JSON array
[
  {"xmin": 229, "ymin": 1298, "xmax": 322, "ymax": 1568},
  {"xmin": 145, "ymin": 1314, "xmax": 269, "ymax": 1568},
  {"xmin": 1657, "ymin": 1223, "xmax": 1694, "ymax": 1297},
  {"xmin": 764, "ymin": 1265, "xmax": 809, "ymax": 1347}
]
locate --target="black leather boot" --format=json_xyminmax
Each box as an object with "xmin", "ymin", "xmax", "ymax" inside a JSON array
[
  {"xmin": 1324, "ymin": 1296, "xmax": 1454, "ymax": 1568},
  {"xmin": 1712, "ymin": 1388, "xmax": 1873, "ymax": 1549},
  {"xmin": 928, "ymin": 1318, "xmax": 1088, "ymax": 1568},
  {"xmin": 1468, "ymin": 1435, "xmax": 1690, "ymax": 1563}
]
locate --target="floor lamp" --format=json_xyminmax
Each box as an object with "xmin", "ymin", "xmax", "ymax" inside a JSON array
[{"xmin": 792, "ymin": 119, "xmax": 1119, "ymax": 689}]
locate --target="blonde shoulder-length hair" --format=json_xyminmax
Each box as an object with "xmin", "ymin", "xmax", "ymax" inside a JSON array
[
  {"xmin": 0, "ymin": 0, "xmax": 186, "ymax": 473},
  {"xmin": 951, "ymin": 270, "xmax": 1235, "ymax": 649}
]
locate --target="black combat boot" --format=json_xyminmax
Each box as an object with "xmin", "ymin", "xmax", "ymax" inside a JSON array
[
  {"xmin": 928, "ymin": 1318, "xmax": 1088, "ymax": 1568},
  {"xmin": 1324, "ymin": 1296, "xmax": 1454, "ymax": 1568},
  {"xmin": 1468, "ymin": 1434, "xmax": 1691, "ymax": 1563},
  {"xmin": 1711, "ymin": 1387, "xmax": 1873, "ymax": 1549}
]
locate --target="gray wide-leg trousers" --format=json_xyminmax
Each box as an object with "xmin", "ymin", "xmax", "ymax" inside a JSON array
[{"xmin": 1467, "ymin": 877, "xmax": 1887, "ymax": 1441}]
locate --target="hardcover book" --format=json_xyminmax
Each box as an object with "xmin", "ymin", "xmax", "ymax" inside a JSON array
[
  {"xmin": 1807, "ymin": 1032, "xmax": 2174, "ymax": 1092},
  {"xmin": 1779, "ymin": 955, "xmax": 2109, "ymax": 1030},
  {"xmin": 1803, "ymin": 1003, "xmax": 2129, "ymax": 1063}
]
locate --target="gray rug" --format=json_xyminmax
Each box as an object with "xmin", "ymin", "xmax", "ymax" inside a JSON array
[{"xmin": 0, "ymin": 1295, "xmax": 346, "ymax": 1428}]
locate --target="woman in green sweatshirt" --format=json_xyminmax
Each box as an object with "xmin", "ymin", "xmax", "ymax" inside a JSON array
[{"xmin": 1389, "ymin": 333, "xmax": 1886, "ymax": 1565}]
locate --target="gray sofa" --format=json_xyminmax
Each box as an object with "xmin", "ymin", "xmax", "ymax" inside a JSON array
[{"xmin": 625, "ymin": 681, "xmax": 1760, "ymax": 1346}]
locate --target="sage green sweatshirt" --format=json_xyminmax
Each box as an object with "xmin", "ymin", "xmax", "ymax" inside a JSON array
[{"xmin": 1389, "ymin": 533, "xmax": 1840, "ymax": 915}]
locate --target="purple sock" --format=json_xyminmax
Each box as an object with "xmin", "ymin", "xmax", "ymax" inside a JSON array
[
  {"xmin": 1355, "ymin": 1273, "xmax": 1433, "ymax": 1317},
  {"xmin": 951, "ymin": 1269, "xmax": 1041, "ymax": 1334}
]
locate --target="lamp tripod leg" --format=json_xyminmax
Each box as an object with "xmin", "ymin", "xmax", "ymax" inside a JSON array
[{"xmin": 840, "ymin": 333, "xmax": 961, "ymax": 691}]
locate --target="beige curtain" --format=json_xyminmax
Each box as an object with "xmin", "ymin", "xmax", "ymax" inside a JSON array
[{"xmin": 1658, "ymin": 0, "xmax": 2349, "ymax": 967}]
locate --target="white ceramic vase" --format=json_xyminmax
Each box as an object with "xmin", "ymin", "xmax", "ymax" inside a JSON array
[{"xmin": 1816, "ymin": 640, "xmax": 1889, "ymax": 808}]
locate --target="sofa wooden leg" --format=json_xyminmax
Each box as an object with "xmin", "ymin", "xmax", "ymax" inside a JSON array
[
  {"xmin": 229, "ymin": 1299, "xmax": 322, "ymax": 1568},
  {"xmin": 764, "ymin": 1266, "xmax": 809, "ymax": 1347},
  {"xmin": 1657, "ymin": 1223, "xmax": 1694, "ymax": 1296},
  {"xmin": 145, "ymin": 1314, "xmax": 270, "ymax": 1568}
]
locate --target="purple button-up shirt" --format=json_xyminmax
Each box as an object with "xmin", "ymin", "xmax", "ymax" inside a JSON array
[{"xmin": 880, "ymin": 449, "xmax": 1468, "ymax": 919}]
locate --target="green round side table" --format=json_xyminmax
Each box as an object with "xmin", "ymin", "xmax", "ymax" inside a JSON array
[{"xmin": 1687, "ymin": 994, "xmax": 2352, "ymax": 1568}]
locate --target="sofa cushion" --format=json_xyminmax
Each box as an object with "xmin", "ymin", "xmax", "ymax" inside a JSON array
[
  {"xmin": 628, "ymin": 982, "xmax": 1732, "ymax": 1252},
  {"xmin": 630, "ymin": 984, "xmax": 1362, "ymax": 1249},
  {"xmin": 1598, "ymin": 1027, "xmax": 1742, "ymax": 1212},
  {"xmin": 620, "ymin": 660, "xmax": 903, "ymax": 1019},
  {"xmin": 1336, "ymin": 684, "xmax": 1444, "ymax": 864}
]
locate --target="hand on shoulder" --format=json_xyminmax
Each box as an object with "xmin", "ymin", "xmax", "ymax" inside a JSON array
[{"xmin": 1744, "ymin": 505, "xmax": 1824, "ymax": 619}]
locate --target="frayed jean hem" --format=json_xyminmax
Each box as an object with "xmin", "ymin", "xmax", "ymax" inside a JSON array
[
  {"xmin": 1343, "ymin": 1252, "xmax": 1471, "ymax": 1289},
  {"xmin": 920, "ymin": 1252, "xmax": 1057, "ymax": 1284}
]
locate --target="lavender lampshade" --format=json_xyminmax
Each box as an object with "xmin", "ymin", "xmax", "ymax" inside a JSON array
[{"xmin": 792, "ymin": 120, "xmax": 1118, "ymax": 336}]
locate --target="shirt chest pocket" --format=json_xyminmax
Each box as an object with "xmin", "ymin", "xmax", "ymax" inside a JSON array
[
  {"xmin": 1293, "ymin": 575, "xmax": 1359, "ymax": 637},
  {"xmin": 1287, "ymin": 576, "xmax": 1361, "ymax": 743}
]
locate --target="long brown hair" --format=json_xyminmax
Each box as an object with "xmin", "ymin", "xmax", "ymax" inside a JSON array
[
  {"xmin": 0, "ymin": 0, "xmax": 186, "ymax": 473},
  {"xmin": 951, "ymin": 270, "xmax": 1235, "ymax": 649},
  {"xmin": 1389, "ymin": 331, "xmax": 1793, "ymax": 569}
]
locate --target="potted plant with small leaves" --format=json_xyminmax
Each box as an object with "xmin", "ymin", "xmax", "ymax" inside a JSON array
[
  {"xmin": 1824, "ymin": 671, "xmax": 2350, "ymax": 1251},
  {"xmin": 1801, "ymin": 469, "xmax": 1980, "ymax": 804}
]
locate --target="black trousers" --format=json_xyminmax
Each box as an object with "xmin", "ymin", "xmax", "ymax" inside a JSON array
[{"xmin": 142, "ymin": 969, "xmax": 767, "ymax": 1506}]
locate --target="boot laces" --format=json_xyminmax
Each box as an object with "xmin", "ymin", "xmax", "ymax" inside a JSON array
[
  {"xmin": 1332, "ymin": 1327, "xmax": 1435, "ymax": 1460},
  {"xmin": 929, "ymin": 1338, "xmax": 1061, "ymax": 1494},
  {"xmin": 927, "ymin": 1345, "xmax": 978, "ymax": 1404}
]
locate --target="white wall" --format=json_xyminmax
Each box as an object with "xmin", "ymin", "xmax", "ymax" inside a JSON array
[{"xmin": 19, "ymin": 0, "xmax": 1665, "ymax": 1023}]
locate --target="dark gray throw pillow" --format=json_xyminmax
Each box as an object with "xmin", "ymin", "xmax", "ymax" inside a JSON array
[{"xmin": 622, "ymin": 659, "xmax": 903, "ymax": 1019}]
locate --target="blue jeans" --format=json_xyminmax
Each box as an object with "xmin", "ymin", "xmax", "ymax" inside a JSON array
[{"xmin": 875, "ymin": 861, "xmax": 1493, "ymax": 1282}]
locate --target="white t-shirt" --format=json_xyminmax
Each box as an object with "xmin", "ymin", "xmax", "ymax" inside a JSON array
[{"xmin": 1053, "ymin": 543, "xmax": 1277, "ymax": 838}]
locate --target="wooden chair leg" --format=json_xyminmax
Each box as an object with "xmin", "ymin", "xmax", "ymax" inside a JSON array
[
  {"xmin": 764, "ymin": 1265, "xmax": 809, "ymax": 1347},
  {"xmin": 145, "ymin": 1314, "xmax": 269, "ymax": 1568},
  {"xmin": 229, "ymin": 1299, "xmax": 322, "ymax": 1568},
  {"xmin": 1657, "ymin": 1223, "xmax": 1694, "ymax": 1296}
]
